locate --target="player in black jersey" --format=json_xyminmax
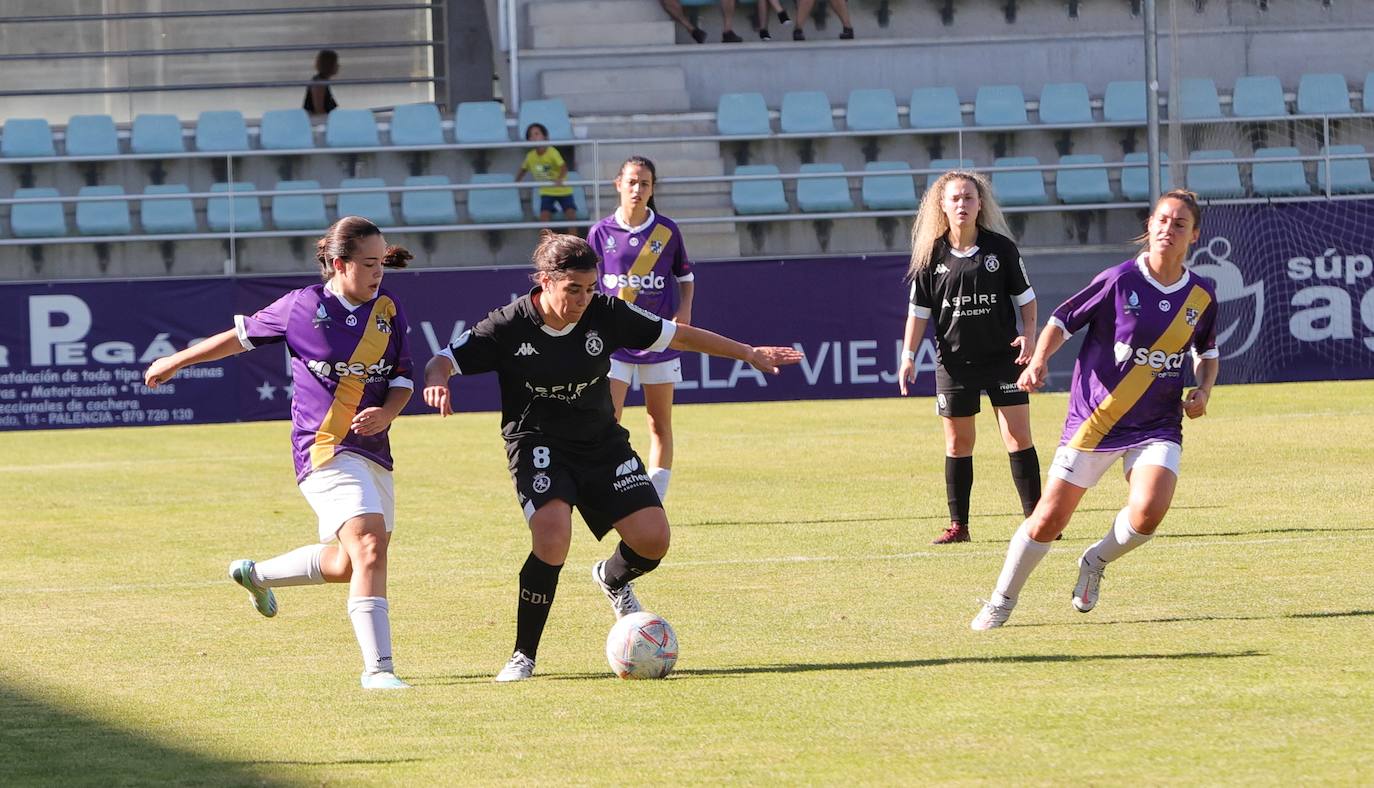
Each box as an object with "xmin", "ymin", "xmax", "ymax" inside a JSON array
[
  {"xmin": 422, "ymin": 232, "xmax": 802, "ymax": 682},
  {"xmin": 897, "ymin": 171, "xmax": 1042, "ymax": 544}
]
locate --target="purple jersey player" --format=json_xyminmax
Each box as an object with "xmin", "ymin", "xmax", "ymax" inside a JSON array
[
  {"xmin": 143, "ymin": 217, "xmax": 416, "ymax": 689},
  {"xmin": 588, "ymin": 156, "xmax": 695, "ymax": 501},
  {"xmin": 972, "ymin": 190, "xmax": 1220, "ymax": 630}
]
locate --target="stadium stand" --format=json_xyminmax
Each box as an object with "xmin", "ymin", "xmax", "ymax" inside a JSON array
[
  {"xmin": 455, "ymin": 102, "xmax": 510, "ymax": 144},
  {"xmin": 517, "ymin": 99, "xmax": 573, "ymax": 140},
  {"xmin": 140, "ymin": 185, "xmax": 198, "ymax": 234},
  {"xmin": 1055, "ymin": 155, "xmax": 1114, "ymax": 203},
  {"xmin": 75, "ymin": 186, "xmax": 132, "ymax": 236},
  {"xmin": 717, "ymin": 93, "xmax": 772, "ymax": 136},
  {"xmin": 1251, "ymin": 148, "xmax": 1311, "ymax": 197},
  {"xmin": 781, "ymin": 92, "xmax": 836, "ymax": 134},
  {"xmin": 909, "ymin": 87, "xmax": 964, "ymax": 129},
  {"xmin": 390, "ymin": 103, "xmax": 446, "ymax": 147},
  {"xmin": 272, "ymin": 180, "xmax": 330, "ymax": 230},
  {"xmin": 1318, "ymin": 144, "xmax": 1374, "ymax": 195},
  {"xmin": 1298, "ymin": 73, "xmax": 1353, "ymax": 115},
  {"xmin": 66, "ymin": 116, "xmax": 120, "ymax": 157},
  {"xmin": 991, "ymin": 157, "xmax": 1049, "ymax": 206},
  {"xmin": 131, "ymin": 115, "xmax": 186, "ymax": 155},
  {"xmin": 337, "ymin": 178, "xmax": 396, "ymax": 225},
  {"xmin": 259, "ymin": 110, "xmax": 314, "ymax": 151},
  {"xmin": 1038, "ymin": 83, "xmax": 1093, "ymax": 125},
  {"xmin": 11, "ymin": 188, "xmax": 66, "ymax": 237},
  {"xmin": 1186, "ymin": 150, "xmax": 1246, "ymax": 199},
  {"xmin": 467, "ymin": 173, "xmax": 525, "ymax": 224},
  {"xmin": 731, "ymin": 164, "xmax": 788, "ymax": 214},
  {"xmin": 861, "ymin": 161, "xmax": 918, "ymax": 211},
  {"xmin": 401, "ymin": 175, "xmax": 458, "ymax": 225},
  {"xmin": 846, "ymin": 89, "xmax": 900, "ymax": 132},
  {"xmin": 207, "ymin": 182, "xmax": 265, "ymax": 232},
  {"xmin": 3, "ymin": 119, "xmax": 56, "ymax": 158},
  {"xmin": 974, "ymin": 85, "xmax": 1029, "ymax": 127},
  {"xmin": 1231, "ymin": 76, "xmax": 1288, "ymax": 118},
  {"xmin": 795, "ymin": 163, "xmax": 853, "ymax": 212}
]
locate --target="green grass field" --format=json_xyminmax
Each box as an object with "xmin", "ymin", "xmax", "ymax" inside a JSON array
[{"xmin": 2, "ymin": 380, "xmax": 1372, "ymax": 786}]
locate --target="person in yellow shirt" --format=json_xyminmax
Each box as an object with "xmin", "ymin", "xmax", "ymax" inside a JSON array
[{"xmin": 516, "ymin": 123, "xmax": 578, "ymax": 225}]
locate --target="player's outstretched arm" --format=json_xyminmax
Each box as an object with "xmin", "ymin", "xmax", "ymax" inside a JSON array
[
  {"xmin": 898, "ymin": 313, "xmax": 928, "ymax": 396},
  {"xmin": 143, "ymin": 328, "xmax": 245, "ymax": 388},
  {"xmin": 669, "ymin": 324, "xmax": 803, "ymax": 374},
  {"xmin": 1184, "ymin": 356, "xmax": 1218, "ymax": 419},
  {"xmin": 1017, "ymin": 323, "xmax": 1066, "ymax": 392},
  {"xmin": 422, "ymin": 355, "xmax": 456, "ymax": 417}
]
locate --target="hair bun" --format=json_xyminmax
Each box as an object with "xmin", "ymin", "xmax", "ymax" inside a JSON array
[{"xmin": 383, "ymin": 245, "xmax": 413, "ymax": 269}]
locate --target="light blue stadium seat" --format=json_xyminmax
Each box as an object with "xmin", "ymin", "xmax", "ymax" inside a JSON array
[
  {"xmin": 780, "ymin": 91, "xmax": 835, "ymax": 134},
  {"xmin": 1039, "ymin": 83, "xmax": 1092, "ymax": 124},
  {"xmin": 909, "ymin": 87, "xmax": 963, "ymax": 129},
  {"xmin": 3, "ymin": 118, "xmax": 56, "ymax": 157},
  {"xmin": 716, "ymin": 92, "xmax": 771, "ymax": 136},
  {"xmin": 401, "ymin": 175, "xmax": 456, "ymax": 225},
  {"xmin": 207, "ymin": 182, "xmax": 264, "ymax": 232},
  {"xmin": 65, "ymin": 115, "xmax": 119, "ymax": 157},
  {"xmin": 272, "ymin": 180, "xmax": 329, "ymax": 230},
  {"xmin": 992, "ymin": 156, "xmax": 1048, "ymax": 205},
  {"xmin": 10, "ymin": 188, "xmax": 66, "ymax": 237},
  {"xmin": 1297, "ymin": 73, "xmax": 1351, "ymax": 115},
  {"xmin": 140, "ymin": 184, "xmax": 197, "ymax": 234},
  {"xmin": 1103, "ymin": 81, "xmax": 1147, "ymax": 123},
  {"xmin": 1365, "ymin": 72, "xmax": 1374, "ymax": 113},
  {"xmin": 1251, "ymin": 148, "xmax": 1311, "ymax": 197},
  {"xmin": 1317, "ymin": 145, "xmax": 1373, "ymax": 194},
  {"xmin": 974, "ymin": 85, "xmax": 1028, "ymax": 127},
  {"xmin": 846, "ymin": 89, "xmax": 899, "ymax": 132},
  {"xmin": 337, "ymin": 178, "xmax": 395, "ymax": 225},
  {"xmin": 1232, "ymin": 76, "xmax": 1287, "ymax": 118},
  {"xmin": 325, "ymin": 109, "xmax": 380, "ymax": 148},
  {"xmin": 467, "ymin": 173, "xmax": 524, "ymax": 223},
  {"xmin": 518, "ymin": 99, "xmax": 572, "ymax": 140},
  {"xmin": 1055, "ymin": 155, "xmax": 1113, "ymax": 203},
  {"xmin": 455, "ymin": 101, "xmax": 509, "ymax": 144},
  {"xmin": 1121, "ymin": 152, "xmax": 1170, "ymax": 201},
  {"xmin": 195, "ymin": 110, "xmax": 249, "ymax": 152},
  {"xmin": 928, "ymin": 158, "xmax": 976, "ymax": 188},
  {"xmin": 861, "ymin": 161, "xmax": 917, "ymax": 210},
  {"xmin": 796, "ymin": 163, "xmax": 852, "ymax": 212},
  {"xmin": 75, "ymin": 185, "xmax": 132, "ymax": 235},
  {"xmin": 563, "ymin": 170, "xmax": 590, "ymax": 220},
  {"xmin": 390, "ymin": 103, "xmax": 444, "ymax": 147},
  {"xmin": 131, "ymin": 114, "xmax": 185, "ymax": 154},
  {"xmin": 259, "ymin": 109, "xmax": 314, "ymax": 150},
  {"xmin": 1187, "ymin": 150, "xmax": 1245, "ymax": 199},
  {"xmin": 1175, "ymin": 78, "xmax": 1222, "ymax": 119},
  {"xmin": 731, "ymin": 165, "xmax": 788, "ymax": 215}
]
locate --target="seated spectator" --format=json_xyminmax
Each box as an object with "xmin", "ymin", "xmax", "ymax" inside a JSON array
[
  {"xmin": 754, "ymin": 0, "xmax": 793, "ymax": 40},
  {"xmin": 303, "ymin": 49, "xmax": 339, "ymax": 115},
  {"xmin": 516, "ymin": 123, "xmax": 577, "ymax": 225},
  {"xmin": 659, "ymin": 0, "xmax": 746, "ymax": 43},
  {"xmin": 792, "ymin": 0, "xmax": 854, "ymax": 40}
]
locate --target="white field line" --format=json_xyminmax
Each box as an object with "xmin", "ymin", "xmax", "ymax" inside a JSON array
[{"xmin": 0, "ymin": 455, "xmax": 268, "ymax": 473}]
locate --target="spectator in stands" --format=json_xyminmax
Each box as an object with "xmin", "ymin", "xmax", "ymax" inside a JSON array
[
  {"xmin": 516, "ymin": 123, "xmax": 577, "ymax": 226},
  {"xmin": 659, "ymin": 0, "xmax": 745, "ymax": 43},
  {"xmin": 303, "ymin": 49, "xmax": 339, "ymax": 115},
  {"xmin": 791, "ymin": 0, "xmax": 855, "ymax": 40},
  {"xmin": 754, "ymin": 0, "xmax": 793, "ymax": 39}
]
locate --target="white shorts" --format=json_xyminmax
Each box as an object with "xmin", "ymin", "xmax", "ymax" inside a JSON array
[
  {"xmin": 609, "ymin": 357, "xmax": 683, "ymax": 386},
  {"xmin": 298, "ymin": 451, "xmax": 396, "ymax": 543},
  {"xmin": 1049, "ymin": 440, "xmax": 1182, "ymax": 489}
]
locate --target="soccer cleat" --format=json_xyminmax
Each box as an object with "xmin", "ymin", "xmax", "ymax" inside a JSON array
[
  {"xmin": 228, "ymin": 559, "xmax": 277, "ymax": 618},
  {"xmin": 592, "ymin": 560, "xmax": 643, "ymax": 619},
  {"xmin": 495, "ymin": 652, "xmax": 535, "ymax": 683},
  {"xmin": 1073, "ymin": 551, "xmax": 1106, "ymax": 613},
  {"xmin": 360, "ymin": 671, "xmax": 411, "ymax": 690},
  {"xmin": 970, "ymin": 598, "xmax": 1015, "ymax": 630},
  {"xmin": 932, "ymin": 523, "xmax": 970, "ymax": 544}
]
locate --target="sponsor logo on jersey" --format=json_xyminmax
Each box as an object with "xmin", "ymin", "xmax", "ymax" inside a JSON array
[
  {"xmin": 604, "ymin": 235, "xmax": 616, "ymax": 251},
  {"xmin": 602, "ymin": 271, "xmax": 666, "ymax": 291},
  {"xmin": 1130, "ymin": 346, "xmax": 1188, "ymax": 376},
  {"xmin": 585, "ymin": 330, "xmax": 604, "ymax": 356},
  {"xmin": 1158, "ymin": 299, "xmax": 1172, "ymax": 313},
  {"xmin": 936, "ymin": 393, "xmax": 947, "ymax": 411},
  {"xmin": 514, "ymin": 342, "xmax": 539, "ymax": 356},
  {"xmin": 934, "ymin": 263, "xmax": 950, "ymax": 275},
  {"xmin": 532, "ymin": 472, "xmax": 551, "ymax": 494},
  {"xmin": 615, "ymin": 457, "xmax": 640, "ymax": 477},
  {"xmin": 942, "ymin": 292, "xmax": 998, "ymax": 318},
  {"xmin": 1114, "ymin": 341, "xmax": 1133, "ymax": 364},
  {"xmin": 612, "ymin": 457, "xmax": 651, "ymax": 492},
  {"xmin": 307, "ymin": 358, "xmax": 395, "ymax": 382},
  {"xmin": 523, "ymin": 376, "xmax": 601, "ymax": 402},
  {"xmin": 1124, "ymin": 291, "xmax": 1141, "ymax": 314},
  {"xmin": 984, "ymin": 253, "xmax": 1000, "ymax": 272},
  {"xmin": 312, "ymin": 303, "xmax": 332, "ymax": 328},
  {"xmin": 375, "ymin": 315, "xmax": 392, "ymax": 334}
]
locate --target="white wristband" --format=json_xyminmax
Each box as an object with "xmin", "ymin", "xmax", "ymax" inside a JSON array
[{"xmin": 902, "ymin": 349, "xmax": 917, "ymax": 362}]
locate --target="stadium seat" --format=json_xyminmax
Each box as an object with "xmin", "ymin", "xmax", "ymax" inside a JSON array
[
  {"xmin": 1365, "ymin": 72, "xmax": 1374, "ymax": 113},
  {"xmin": 401, "ymin": 175, "xmax": 457, "ymax": 225},
  {"xmin": 563, "ymin": 170, "xmax": 590, "ymax": 220},
  {"xmin": 195, "ymin": 110, "xmax": 249, "ymax": 152},
  {"xmin": 10, "ymin": 187, "xmax": 66, "ymax": 237},
  {"xmin": 1103, "ymin": 81, "xmax": 1147, "ymax": 123},
  {"xmin": 259, "ymin": 109, "xmax": 314, "ymax": 150},
  {"xmin": 467, "ymin": 173, "xmax": 524, "ymax": 223},
  {"xmin": 325, "ymin": 109, "xmax": 380, "ymax": 148},
  {"xmin": 845, "ymin": 89, "xmax": 899, "ymax": 132},
  {"xmin": 1055, "ymin": 155, "xmax": 1113, "ymax": 203},
  {"xmin": 455, "ymin": 101, "xmax": 510, "ymax": 144},
  {"xmin": 1038, "ymin": 83, "xmax": 1093, "ymax": 125},
  {"xmin": 336, "ymin": 178, "xmax": 395, "ymax": 225},
  {"xmin": 1251, "ymin": 148, "xmax": 1311, "ymax": 197},
  {"xmin": 1317, "ymin": 145, "xmax": 1373, "ymax": 195},
  {"xmin": 992, "ymin": 157, "xmax": 1048, "ymax": 205},
  {"xmin": 1121, "ymin": 152, "xmax": 1171, "ymax": 201},
  {"xmin": 796, "ymin": 163, "xmax": 852, "ymax": 212},
  {"xmin": 731, "ymin": 164, "xmax": 788, "ymax": 215},
  {"xmin": 974, "ymin": 85, "xmax": 1028, "ymax": 127},
  {"xmin": 140, "ymin": 184, "xmax": 197, "ymax": 234},
  {"xmin": 207, "ymin": 182, "xmax": 265, "ymax": 232},
  {"xmin": 780, "ymin": 91, "xmax": 835, "ymax": 134},
  {"xmin": 75, "ymin": 185, "xmax": 132, "ymax": 235},
  {"xmin": 65, "ymin": 115, "xmax": 119, "ymax": 157},
  {"xmin": 1297, "ymin": 73, "xmax": 1351, "ymax": 115},
  {"xmin": 909, "ymin": 87, "xmax": 963, "ymax": 129},
  {"xmin": 1175, "ymin": 78, "xmax": 1222, "ymax": 120},
  {"xmin": 131, "ymin": 114, "xmax": 185, "ymax": 154},
  {"xmin": 2, "ymin": 118, "xmax": 56, "ymax": 157},
  {"xmin": 272, "ymin": 180, "xmax": 329, "ymax": 230},
  {"xmin": 390, "ymin": 103, "xmax": 444, "ymax": 147},
  {"xmin": 928, "ymin": 158, "xmax": 976, "ymax": 187},
  {"xmin": 861, "ymin": 161, "xmax": 917, "ymax": 211},
  {"xmin": 716, "ymin": 92, "xmax": 771, "ymax": 136},
  {"xmin": 518, "ymin": 99, "xmax": 572, "ymax": 140},
  {"xmin": 1231, "ymin": 76, "xmax": 1288, "ymax": 118},
  {"xmin": 1186, "ymin": 150, "xmax": 1245, "ymax": 199}
]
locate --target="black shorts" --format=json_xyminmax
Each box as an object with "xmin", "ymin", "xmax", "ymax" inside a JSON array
[
  {"xmin": 506, "ymin": 435, "xmax": 662, "ymax": 539},
  {"xmin": 934, "ymin": 359, "xmax": 1029, "ymax": 417}
]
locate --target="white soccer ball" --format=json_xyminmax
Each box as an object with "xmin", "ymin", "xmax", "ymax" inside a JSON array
[{"xmin": 605, "ymin": 611, "xmax": 678, "ymax": 679}]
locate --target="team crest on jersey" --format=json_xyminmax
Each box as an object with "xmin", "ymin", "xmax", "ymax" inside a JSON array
[
  {"xmin": 1159, "ymin": 299, "xmax": 1172, "ymax": 313},
  {"xmin": 532, "ymin": 472, "xmax": 551, "ymax": 494},
  {"xmin": 629, "ymin": 237, "xmax": 640, "ymax": 247},
  {"xmin": 1124, "ymin": 291, "xmax": 1141, "ymax": 314},
  {"xmin": 374, "ymin": 314, "xmax": 392, "ymax": 334},
  {"xmin": 312, "ymin": 303, "xmax": 332, "ymax": 328},
  {"xmin": 345, "ymin": 314, "xmax": 358, "ymax": 327},
  {"xmin": 1185, "ymin": 307, "xmax": 1199, "ymax": 326},
  {"xmin": 650, "ymin": 239, "xmax": 664, "ymax": 254},
  {"xmin": 984, "ymin": 254, "xmax": 1000, "ymax": 272},
  {"xmin": 585, "ymin": 330, "xmax": 604, "ymax": 356}
]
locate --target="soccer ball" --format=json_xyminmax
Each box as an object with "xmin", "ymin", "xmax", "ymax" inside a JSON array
[{"xmin": 605, "ymin": 611, "xmax": 678, "ymax": 679}]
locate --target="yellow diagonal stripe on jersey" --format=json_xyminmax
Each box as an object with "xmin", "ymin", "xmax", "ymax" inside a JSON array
[
  {"xmin": 1068, "ymin": 285, "xmax": 1214, "ymax": 450},
  {"xmin": 617, "ymin": 223, "xmax": 675, "ymax": 303},
  {"xmin": 310, "ymin": 296, "xmax": 396, "ymax": 471}
]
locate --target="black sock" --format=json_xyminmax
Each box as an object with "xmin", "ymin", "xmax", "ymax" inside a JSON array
[
  {"xmin": 1008, "ymin": 447, "xmax": 1042, "ymax": 517},
  {"xmin": 601, "ymin": 541, "xmax": 661, "ymax": 589},
  {"xmin": 945, "ymin": 455, "xmax": 973, "ymax": 526},
  {"xmin": 514, "ymin": 553, "xmax": 562, "ymax": 660}
]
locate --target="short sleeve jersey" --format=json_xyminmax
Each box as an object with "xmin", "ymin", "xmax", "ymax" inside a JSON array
[
  {"xmin": 236, "ymin": 284, "xmax": 413, "ymax": 482},
  {"xmin": 908, "ymin": 229, "xmax": 1036, "ymax": 368},
  {"xmin": 588, "ymin": 209, "xmax": 694, "ymax": 365},
  {"xmin": 439, "ymin": 289, "xmax": 676, "ymax": 448},
  {"xmin": 521, "ymin": 148, "xmax": 572, "ymax": 197},
  {"xmin": 1050, "ymin": 256, "xmax": 1219, "ymax": 451}
]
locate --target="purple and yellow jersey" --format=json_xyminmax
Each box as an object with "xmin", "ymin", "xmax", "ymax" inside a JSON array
[
  {"xmin": 235, "ymin": 284, "xmax": 414, "ymax": 482},
  {"xmin": 588, "ymin": 209, "xmax": 693, "ymax": 365},
  {"xmin": 1051, "ymin": 257, "xmax": 1219, "ymax": 451}
]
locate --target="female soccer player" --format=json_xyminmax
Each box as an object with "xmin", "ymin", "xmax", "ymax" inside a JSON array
[
  {"xmin": 898, "ymin": 171, "xmax": 1041, "ymax": 545},
  {"xmin": 587, "ymin": 156, "xmax": 694, "ymax": 501},
  {"xmin": 422, "ymin": 232, "xmax": 802, "ymax": 682},
  {"xmin": 143, "ymin": 216, "xmax": 415, "ymax": 689},
  {"xmin": 970, "ymin": 190, "xmax": 1219, "ymax": 629}
]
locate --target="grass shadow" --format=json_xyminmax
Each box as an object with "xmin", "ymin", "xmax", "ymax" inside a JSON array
[
  {"xmin": 1159, "ymin": 525, "xmax": 1374, "ymax": 539},
  {"xmin": 679, "ymin": 505, "xmax": 1225, "ymax": 529},
  {"xmin": 1016, "ymin": 609, "xmax": 1374, "ymax": 628}
]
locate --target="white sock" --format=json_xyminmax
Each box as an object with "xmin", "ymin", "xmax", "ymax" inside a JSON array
[
  {"xmin": 990, "ymin": 521, "xmax": 1054, "ymax": 606},
  {"xmin": 649, "ymin": 467, "xmax": 671, "ymax": 500},
  {"xmin": 251, "ymin": 544, "xmax": 325, "ymax": 587},
  {"xmin": 348, "ymin": 596, "xmax": 394, "ymax": 675},
  {"xmin": 1083, "ymin": 508, "xmax": 1153, "ymax": 569}
]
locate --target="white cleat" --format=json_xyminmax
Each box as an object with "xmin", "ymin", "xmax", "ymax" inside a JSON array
[
  {"xmin": 1073, "ymin": 551, "xmax": 1105, "ymax": 613},
  {"xmin": 228, "ymin": 559, "xmax": 277, "ymax": 618},
  {"xmin": 360, "ymin": 671, "xmax": 411, "ymax": 690},
  {"xmin": 592, "ymin": 561, "xmax": 642, "ymax": 620},
  {"xmin": 970, "ymin": 598, "xmax": 1015, "ymax": 630},
  {"xmin": 495, "ymin": 652, "xmax": 535, "ymax": 683}
]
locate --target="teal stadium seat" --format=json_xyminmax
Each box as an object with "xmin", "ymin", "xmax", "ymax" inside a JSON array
[
  {"xmin": 928, "ymin": 158, "xmax": 976, "ymax": 188},
  {"xmin": 337, "ymin": 178, "xmax": 395, "ymax": 225},
  {"xmin": 780, "ymin": 91, "xmax": 835, "ymax": 134},
  {"xmin": 1103, "ymin": 81, "xmax": 1147, "ymax": 123},
  {"xmin": 909, "ymin": 87, "xmax": 963, "ymax": 129},
  {"xmin": 974, "ymin": 85, "xmax": 1028, "ymax": 127},
  {"xmin": 518, "ymin": 99, "xmax": 572, "ymax": 140},
  {"xmin": 1251, "ymin": 148, "xmax": 1311, "ymax": 196},
  {"xmin": 140, "ymin": 185, "xmax": 197, "ymax": 234},
  {"xmin": 401, "ymin": 175, "xmax": 456, "ymax": 225},
  {"xmin": 1121, "ymin": 152, "xmax": 1170, "ymax": 201},
  {"xmin": 1297, "ymin": 73, "xmax": 1351, "ymax": 115},
  {"xmin": 731, "ymin": 165, "xmax": 788, "ymax": 215},
  {"xmin": 563, "ymin": 170, "xmax": 590, "ymax": 220},
  {"xmin": 3, "ymin": 118, "xmax": 56, "ymax": 157},
  {"xmin": 861, "ymin": 161, "xmax": 917, "ymax": 210},
  {"xmin": 131, "ymin": 114, "xmax": 185, "ymax": 154},
  {"xmin": 1055, "ymin": 155, "xmax": 1113, "ymax": 203},
  {"xmin": 1175, "ymin": 78, "xmax": 1222, "ymax": 120},
  {"xmin": 75, "ymin": 185, "xmax": 132, "ymax": 235},
  {"xmin": 1186, "ymin": 150, "xmax": 1245, "ymax": 199},
  {"xmin": 992, "ymin": 156, "xmax": 1048, "ymax": 205},
  {"xmin": 845, "ymin": 89, "xmax": 899, "ymax": 132},
  {"xmin": 259, "ymin": 109, "xmax": 314, "ymax": 150},
  {"xmin": 1365, "ymin": 73, "xmax": 1374, "ymax": 112},
  {"xmin": 716, "ymin": 92, "xmax": 771, "ymax": 136},
  {"xmin": 796, "ymin": 163, "xmax": 852, "ymax": 212},
  {"xmin": 326, "ymin": 109, "xmax": 380, "ymax": 148},
  {"xmin": 455, "ymin": 101, "xmax": 509, "ymax": 144},
  {"xmin": 390, "ymin": 103, "xmax": 444, "ymax": 147},
  {"xmin": 65, "ymin": 115, "xmax": 119, "ymax": 156},
  {"xmin": 1232, "ymin": 76, "xmax": 1287, "ymax": 118},
  {"xmin": 467, "ymin": 173, "xmax": 524, "ymax": 223},
  {"xmin": 1317, "ymin": 145, "xmax": 1373, "ymax": 195},
  {"xmin": 10, "ymin": 187, "xmax": 66, "ymax": 237},
  {"xmin": 272, "ymin": 180, "xmax": 328, "ymax": 230},
  {"xmin": 196, "ymin": 111, "xmax": 249, "ymax": 152},
  {"xmin": 1038, "ymin": 83, "xmax": 1093, "ymax": 124},
  {"xmin": 207, "ymin": 182, "xmax": 264, "ymax": 232}
]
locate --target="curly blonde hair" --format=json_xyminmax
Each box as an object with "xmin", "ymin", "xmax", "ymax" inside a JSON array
[{"xmin": 906, "ymin": 170, "xmax": 1014, "ymax": 280}]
